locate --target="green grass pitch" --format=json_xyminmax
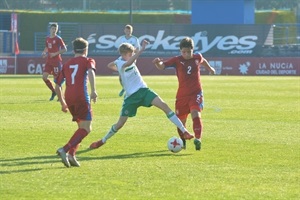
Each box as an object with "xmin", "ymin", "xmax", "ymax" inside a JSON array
[{"xmin": 0, "ymin": 75, "xmax": 299, "ymax": 199}]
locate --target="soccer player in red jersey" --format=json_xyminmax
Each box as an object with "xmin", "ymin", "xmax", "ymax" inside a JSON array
[
  {"xmin": 42, "ymin": 23, "xmax": 67, "ymax": 101},
  {"xmin": 152, "ymin": 37, "xmax": 216, "ymax": 151},
  {"xmin": 55, "ymin": 37, "xmax": 98, "ymax": 167}
]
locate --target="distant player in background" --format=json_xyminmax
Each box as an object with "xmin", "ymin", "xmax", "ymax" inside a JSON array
[
  {"xmin": 115, "ymin": 24, "xmax": 140, "ymax": 97},
  {"xmin": 42, "ymin": 23, "xmax": 67, "ymax": 101},
  {"xmin": 117, "ymin": 24, "xmax": 140, "ymax": 53},
  {"xmin": 89, "ymin": 40, "xmax": 193, "ymax": 150},
  {"xmin": 55, "ymin": 37, "xmax": 98, "ymax": 168},
  {"xmin": 152, "ymin": 37, "xmax": 216, "ymax": 151}
]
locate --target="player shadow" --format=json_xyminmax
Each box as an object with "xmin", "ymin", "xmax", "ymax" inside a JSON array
[
  {"xmin": 0, "ymin": 168, "xmax": 44, "ymax": 174},
  {"xmin": 0, "ymin": 155, "xmax": 58, "ymax": 166},
  {"xmin": 0, "ymin": 150, "xmax": 190, "ymax": 174},
  {"xmin": 0, "ymin": 155, "xmax": 62, "ymax": 174},
  {"xmin": 77, "ymin": 149, "xmax": 190, "ymax": 161},
  {"xmin": 2, "ymin": 100, "xmax": 51, "ymax": 105},
  {"xmin": 0, "ymin": 155, "xmax": 63, "ymax": 165}
]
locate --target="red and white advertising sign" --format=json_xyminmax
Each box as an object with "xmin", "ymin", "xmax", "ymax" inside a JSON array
[
  {"xmin": 206, "ymin": 57, "xmax": 300, "ymax": 76},
  {"xmin": 7, "ymin": 56, "xmax": 299, "ymax": 76},
  {"xmin": 0, "ymin": 57, "xmax": 16, "ymax": 74}
]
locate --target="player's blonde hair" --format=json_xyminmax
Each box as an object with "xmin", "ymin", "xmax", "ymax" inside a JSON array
[
  {"xmin": 125, "ymin": 24, "xmax": 133, "ymax": 31},
  {"xmin": 118, "ymin": 43, "xmax": 134, "ymax": 55}
]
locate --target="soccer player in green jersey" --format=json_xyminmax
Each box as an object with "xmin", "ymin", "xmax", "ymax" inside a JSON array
[{"xmin": 90, "ymin": 40, "xmax": 193, "ymax": 149}]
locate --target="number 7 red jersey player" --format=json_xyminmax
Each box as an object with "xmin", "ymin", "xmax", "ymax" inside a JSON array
[{"xmin": 55, "ymin": 37, "xmax": 98, "ymax": 167}]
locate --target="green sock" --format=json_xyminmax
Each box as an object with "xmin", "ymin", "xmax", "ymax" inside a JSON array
[
  {"xmin": 167, "ymin": 111, "xmax": 186, "ymax": 133},
  {"xmin": 103, "ymin": 125, "xmax": 118, "ymax": 143}
]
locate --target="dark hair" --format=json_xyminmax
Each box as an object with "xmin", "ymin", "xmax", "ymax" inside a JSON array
[
  {"xmin": 49, "ymin": 23, "xmax": 58, "ymax": 28},
  {"xmin": 73, "ymin": 37, "xmax": 88, "ymax": 53},
  {"xmin": 180, "ymin": 37, "xmax": 194, "ymax": 50}
]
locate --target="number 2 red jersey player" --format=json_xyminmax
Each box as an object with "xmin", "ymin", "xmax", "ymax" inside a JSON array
[{"xmin": 153, "ymin": 37, "xmax": 216, "ymax": 151}]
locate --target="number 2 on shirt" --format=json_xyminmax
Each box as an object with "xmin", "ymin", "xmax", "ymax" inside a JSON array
[{"xmin": 187, "ymin": 66, "xmax": 192, "ymax": 74}]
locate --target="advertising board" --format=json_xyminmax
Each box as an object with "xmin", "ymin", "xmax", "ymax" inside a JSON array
[{"xmin": 2, "ymin": 56, "xmax": 298, "ymax": 76}]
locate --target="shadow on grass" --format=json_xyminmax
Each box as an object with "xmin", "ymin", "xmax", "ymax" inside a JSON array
[
  {"xmin": 77, "ymin": 149, "xmax": 190, "ymax": 161},
  {"xmin": 0, "ymin": 155, "xmax": 60, "ymax": 174},
  {"xmin": 0, "ymin": 168, "xmax": 44, "ymax": 174},
  {"xmin": 0, "ymin": 75, "xmax": 41, "ymax": 79},
  {"xmin": 0, "ymin": 149, "xmax": 190, "ymax": 174},
  {"xmin": 1, "ymin": 99, "xmax": 50, "ymax": 104}
]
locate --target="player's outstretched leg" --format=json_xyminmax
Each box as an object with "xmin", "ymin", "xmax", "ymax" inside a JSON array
[
  {"xmin": 89, "ymin": 139, "xmax": 105, "ymax": 149},
  {"xmin": 182, "ymin": 131, "xmax": 194, "ymax": 140},
  {"xmin": 89, "ymin": 129, "xmax": 116, "ymax": 149},
  {"xmin": 177, "ymin": 128, "xmax": 186, "ymax": 149},
  {"xmin": 165, "ymin": 111, "xmax": 194, "ymax": 140}
]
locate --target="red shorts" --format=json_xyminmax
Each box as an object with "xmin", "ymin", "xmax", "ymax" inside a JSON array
[
  {"xmin": 175, "ymin": 91, "xmax": 204, "ymax": 120},
  {"xmin": 44, "ymin": 61, "xmax": 62, "ymax": 78},
  {"xmin": 68, "ymin": 102, "xmax": 93, "ymax": 122}
]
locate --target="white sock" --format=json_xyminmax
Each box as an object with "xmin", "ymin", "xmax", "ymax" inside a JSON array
[
  {"xmin": 102, "ymin": 125, "xmax": 118, "ymax": 143},
  {"xmin": 167, "ymin": 111, "xmax": 187, "ymax": 133}
]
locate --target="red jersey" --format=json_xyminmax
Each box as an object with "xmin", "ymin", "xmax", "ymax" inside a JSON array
[
  {"xmin": 56, "ymin": 56, "xmax": 96, "ymax": 106},
  {"xmin": 163, "ymin": 53, "xmax": 204, "ymax": 98},
  {"xmin": 45, "ymin": 35, "xmax": 66, "ymax": 64}
]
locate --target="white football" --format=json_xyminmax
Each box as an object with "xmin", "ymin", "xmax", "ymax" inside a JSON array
[{"xmin": 167, "ymin": 136, "xmax": 183, "ymax": 153}]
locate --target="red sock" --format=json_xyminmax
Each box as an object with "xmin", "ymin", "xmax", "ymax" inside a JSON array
[
  {"xmin": 69, "ymin": 144, "xmax": 80, "ymax": 156},
  {"xmin": 63, "ymin": 128, "xmax": 88, "ymax": 153},
  {"xmin": 44, "ymin": 79, "xmax": 55, "ymax": 92},
  {"xmin": 193, "ymin": 117, "xmax": 203, "ymax": 139}
]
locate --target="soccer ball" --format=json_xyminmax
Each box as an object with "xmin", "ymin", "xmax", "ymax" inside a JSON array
[{"xmin": 167, "ymin": 136, "xmax": 183, "ymax": 153}]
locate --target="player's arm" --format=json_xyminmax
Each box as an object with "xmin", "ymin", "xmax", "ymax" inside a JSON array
[
  {"xmin": 133, "ymin": 47, "xmax": 139, "ymax": 53},
  {"xmin": 88, "ymin": 68, "xmax": 98, "ymax": 103},
  {"xmin": 152, "ymin": 58, "xmax": 165, "ymax": 70},
  {"xmin": 42, "ymin": 47, "xmax": 48, "ymax": 58},
  {"xmin": 134, "ymin": 37, "xmax": 140, "ymax": 53},
  {"xmin": 50, "ymin": 47, "xmax": 67, "ymax": 58},
  {"xmin": 122, "ymin": 40, "xmax": 149, "ymax": 68},
  {"xmin": 107, "ymin": 61, "xmax": 118, "ymax": 71},
  {"xmin": 49, "ymin": 39, "xmax": 67, "ymax": 58},
  {"xmin": 59, "ymin": 39, "xmax": 67, "ymax": 55},
  {"xmin": 59, "ymin": 45, "xmax": 67, "ymax": 54},
  {"xmin": 202, "ymin": 58, "xmax": 216, "ymax": 75}
]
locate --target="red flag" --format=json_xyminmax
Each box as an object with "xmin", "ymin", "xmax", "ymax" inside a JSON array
[{"xmin": 15, "ymin": 40, "xmax": 20, "ymax": 55}]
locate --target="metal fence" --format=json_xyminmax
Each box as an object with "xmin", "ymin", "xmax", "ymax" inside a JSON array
[
  {"xmin": 272, "ymin": 24, "xmax": 300, "ymax": 44},
  {"xmin": 0, "ymin": 30, "xmax": 13, "ymax": 54},
  {"xmin": 34, "ymin": 22, "xmax": 78, "ymax": 52},
  {"xmin": 0, "ymin": 0, "xmax": 191, "ymax": 12},
  {"xmin": 1, "ymin": 0, "xmax": 298, "ymax": 12}
]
